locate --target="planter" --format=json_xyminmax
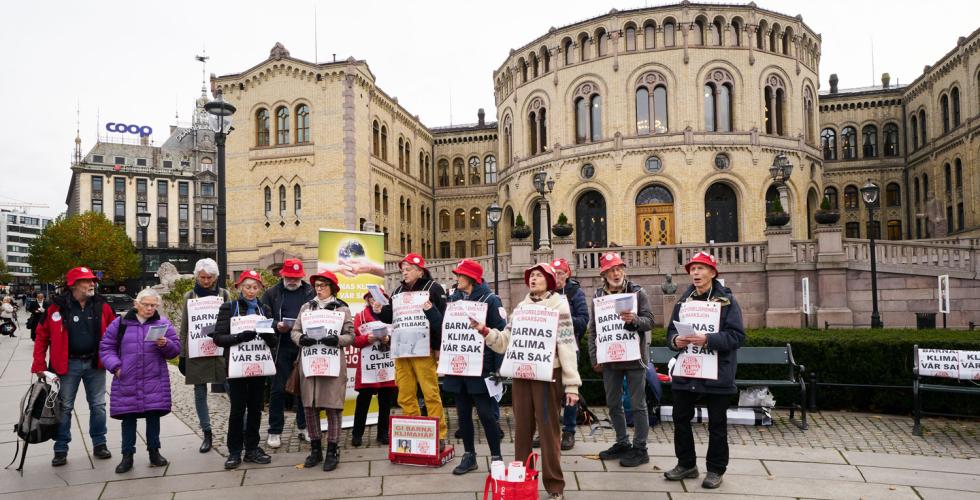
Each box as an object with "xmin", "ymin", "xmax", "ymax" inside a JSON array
[
  {"xmin": 511, "ymin": 225, "xmax": 532, "ymax": 239},
  {"xmin": 552, "ymin": 223, "xmax": 573, "ymax": 237},
  {"xmin": 814, "ymin": 210, "xmax": 840, "ymax": 225},
  {"xmin": 765, "ymin": 212, "xmax": 791, "ymax": 227}
]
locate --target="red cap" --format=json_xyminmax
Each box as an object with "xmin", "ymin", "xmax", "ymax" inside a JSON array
[
  {"xmin": 235, "ymin": 269, "xmax": 264, "ymax": 287},
  {"xmin": 310, "ymin": 270, "xmax": 339, "ymax": 288},
  {"xmin": 279, "ymin": 258, "xmax": 305, "ymax": 278},
  {"xmin": 524, "ymin": 262, "xmax": 557, "ymax": 291},
  {"xmin": 400, "ymin": 253, "xmax": 426, "ymax": 270},
  {"xmin": 685, "ymin": 251, "xmax": 719, "ymax": 275},
  {"xmin": 452, "ymin": 259, "xmax": 483, "ymax": 284},
  {"xmin": 65, "ymin": 266, "xmax": 98, "ymax": 287},
  {"xmin": 599, "ymin": 252, "xmax": 625, "ymax": 274},
  {"xmin": 550, "ymin": 258, "xmax": 570, "ymax": 274}
]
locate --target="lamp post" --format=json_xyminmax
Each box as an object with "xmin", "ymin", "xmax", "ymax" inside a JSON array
[
  {"xmin": 487, "ymin": 202, "xmax": 503, "ymax": 295},
  {"xmin": 204, "ymin": 91, "xmax": 236, "ymax": 287},
  {"xmin": 136, "ymin": 210, "xmax": 151, "ymax": 290},
  {"xmin": 532, "ymin": 172, "xmax": 555, "ymax": 250},
  {"xmin": 769, "ymin": 153, "xmax": 794, "ymax": 213},
  {"xmin": 860, "ymin": 179, "xmax": 883, "ymax": 329}
]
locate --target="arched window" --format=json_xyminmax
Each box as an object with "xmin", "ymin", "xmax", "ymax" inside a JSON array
[
  {"xmin": 541, "ymin": 47, "xmax": 550, "ymax": 73},
  {"xmin": 404, "ymin": 141, "xmax": 411, "ymax": 171},
  {"xmin": 264, "ymin": 186, "xmax": 272, "ymax": 216},
  {"xmin": 372, "ymin": 120, "xmax": 380, "ymax": 156},
  {"xmin": 918, "ymin": 109, "xmax": 926, "ymax": 145},
  {"xmin": 625, "ymin": 24, "xmax": 637, "ymax": 51},
  {"xmin": 951, "ymin": 87, "xmax": 961, "ymax": 127},
  {"xmin": 595, "ymin": 28, "xmax": 608, "ymax": 56},
  {"xmin": 769, "ymin": 23, "xmax": 778, "ymax": 52},
  {"xmin": 692, "ymin": 18, "xmax": 705, "ymax": 46},
  {"xmin": 275, "ymin": 106, "xmax": 289, "ymax": 145},
  {"xmin": 519, "ymin": 58, "xmax": 528, "ymax": 83},
  {"xmin": 293, "ymin": 184, "xmax": 302, "ymax": 214},
  {"xmin": 484, "ymin": 155, "xmax": 497, "ymax": 183},
  {"xmin": 399, "ymin": 196, "xmax": 405, "ymax": 221},
  {"xmin": 840, "ymin": 126, "xmax": 857, "ymax": 159},
  {"xmin": 578, "ymin": 33, "xmax": 590, "ymax": 61},
  {"xmin": 374, "ymin": 185, "xmax": 381, "ymax": 212},
  {"xmin": 955, "ymin": 158, "xmax": 963, "ymax": 193},
  {"xmin": 256, "ymin": 108, "xmax": 270, "ymax": 146},
  {"xmin": 756, "ymin": 20, "xmax": 768, "ymax": 50},
  {"xmin": 914, "ymin": 178, "xmax": 920, "ymax": 208},
  {"xmin": 438, "ymin": 159, "xmax": 449, "ymax": 187},
  {"xmin": 944, "ymin": 163, "xmax": 952, "ymax": 194},
  {"xmin": 821, "ymin": 128, "xmax": 837, "ymax": 160},
  {"xmin": 885, "ymin": 182, "xmax": 901, "ymax": 207},
  {"xmin": 453, "ymin": 158, "xmax": 465, "ymax": 186},
  {"xmin": 704, "ymin": 69, "xmax": 734, "ymax": 132},
  {"xmin": 862, "ymin": 125, "xmax": 878, "ymax": 158},
  {"xmin": 710, "ymin": 17, "xmax": 723, "ymax": 46},
  {"xmin": 406, "ymin": 199, "xmax": 412, "ymax": 223},
  {"xmin": 380, "ymin": 125, "xmax": 388, "ymax": 161},
  {"xmin": 439, "ymin": 210, "xmax": 450, "ymax": 232},
  {"xmin": 923, "ymin": 173, "xmax": 930, "ymax": 201},
  {"xmin": 468, "ymin": 156, "xmax": 481, "ymax": 185},
  {"xmin": 910, "ymin": 115, "xmax": 919, "ymax": 150},
  {"xmin": 502, "ymin": 115, "xmax": 513, "ymax": 165},
  {"xmin": 563, "ymin": 38, "xmax": 573, "ymax": 65},
  {"xmin": 883, "ymin": 123, "xmax": 900, "ymax": 156},
  {"xmin": 573, "ymin": 83, "xmax": 601, "ymax": 143},
  {"xmin": 941, "ymin": 94, "xmax": 950, "ymax": 134},
  {"xmin": 782, "ymin": 27, "xmax": 792, "ymax": 55},
  {"xmin": 454, "ymin": 209, "xmax": 466, "ymax": 230},
  {"xmin": 470, "ymin": 208, "xmax": 481, "ymax": 229},
  {"xmin": 664, "ymin": 19, "xmax": 676, "ymax": 46},
  {"xmin": 823, "ymin": 186, "xmax": 839, "ymax": 210},
  {"xmin": 527, "ymin": 99, "xmax": 547, "ymax": 155},
  {"xmin": 643, "ymin": 21, "xmax": 656, "ymax": 49},
  {"xmin": 295, "ymin": 105, "xmax": 310, "ymax": 143},
  {"xmin": 529, "ymin": 53, "xmax": 538, "ymax": 79},
  {"xmin": 843, "ymin": 185, "xmax": 859, "ymax": 210},
  {"xmin": 731, "ymin": 18, "xmax": 743, "ymax": 46},
  {"xmin": 419, "ymin": 152, "xmax": 424, "ymax": 179},
  {"xmin": 635, "ymin": 71, "xmax": 668, "ymax": 134},
  {"xmin": 398, "ymin": 137, "xmax": 404, "ymax": 169},
  {"xmin": 278, "ymin": 185, "xmax": 286, "ymax": 215},
  {"xmin": 803, "ymin": 88, "xmax": 815, "ymax": 145},
  {"xmin": 763, "ymin": 75, "xmax": 785, "ymax": 136}
]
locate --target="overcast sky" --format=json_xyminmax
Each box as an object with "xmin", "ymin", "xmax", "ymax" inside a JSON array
[{"xmin": 2, "ymin": 0, "xmax": 977, "ymax": 218}]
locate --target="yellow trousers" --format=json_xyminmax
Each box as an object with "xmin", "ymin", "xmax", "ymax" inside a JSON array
[{"xmin": 395, "ymin": 355, "xmax": 447, "ymax": 440}]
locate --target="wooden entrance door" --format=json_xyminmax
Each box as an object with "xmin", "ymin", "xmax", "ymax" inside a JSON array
[{"xmin": 636, "ymin": 204, "xmax": 674, "ymax": 246}]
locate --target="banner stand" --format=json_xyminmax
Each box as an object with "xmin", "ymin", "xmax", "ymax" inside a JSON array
[{"xmin": 388, "ymin": 415, "xmax": 454, "ymax": 467}]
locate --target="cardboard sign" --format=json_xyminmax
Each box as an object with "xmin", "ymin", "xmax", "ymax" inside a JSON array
[
  {"xmin": 938, "ymin": 275, "xmax": 950, "ymax": 314},
  {"xmin": 499, "ymin": 304, "xmax": 559, "ymax": 382},
  {"xmin": 187, "ymin": 296, "xmax": 224, "ymax": 358},
  {"xmin": 359, "ymin": 321, "xmax": 395, "ymax": 384},
  {"xmin": 390, "ymin": 415, "xmax": 439, "ymax": 457},
  {"xmin": 392, "ymin": 291, "xmax": 431, "ymax": 358},
  {"xmin": 671, "ymin": 301, "xmax": 721, "ymax": 380},
  {"xmin": 228, "ymin": 315, "xmax": 277, "ymax": 378},
  {"xmin": 594, "ymin": 293, "xmax": 641, "ymax": 364},
  {"xmin": 437, "ymin": 300, "xmax": 488, "ymax": 377},
  {"xmin": 300, "ymin": 309, "xmax": 345, "ymax": 378}
]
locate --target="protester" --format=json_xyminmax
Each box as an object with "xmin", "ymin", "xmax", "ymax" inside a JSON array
[
  {"xmin": 210, "ymin": 269, "xmax": 278, "ymax": 469},
  {"xmin": 552, "ymin": 258, "xmax": 588, "ymax": 451},
  {"xmin": 587, "ymin": 252, "xmax": 654, "ymax": 467},
  {"xmin": 99, "ymin": 288, "xmax": 180, "ymax": 473},
  {"xmin": 291, "ymin": 271, "xmax": 354, "ymax": 471},
  {"xmin": 374, "ymin": 253, "xmax": 449, "ymax": 448},
  {"xmin": 472, "ymin": 263, "xmax": 581, "ymax": 500},
  {"xmin": 444, "ymin": 259, "xmax": 505, "ymax": 475},
  {"xmin": 32, "ymin": 266, "xmax": 115, "ymax": 466},
  {"xmin": 351, "ymin": 289, "xmax": 397, "ymax": 447},
  {"xmin": 178, "ymin": 258, "xmax": 232, "ymax": 453},
  {"xmin": 261, "ymin": 258, "xmax": 315, "ymax": 447},
  {"xmin": 27, "ymin": 292, "xmax": 50, "ymax": 341},
  {"xmin": 664, "ymin": 251, "xmax": 745, "ymax": 489},
  {"xmin": 1, "ymin": 296, "xmax": 16, "ymax": 337}
]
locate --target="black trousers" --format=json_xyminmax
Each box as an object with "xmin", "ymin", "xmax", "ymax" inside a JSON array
[
  {"xmin": 352, "ymin": 386, "xmax": 398, "ymax": 439},
  {"xmin": 455, "ymin": 389, "xmax": 502, "ymax": 456},
  {"xmin": 672, "ymin": 390, "xmax": 731, "ymax": 474},
  {"xmin": 227, "ymin": 376, "xmax": 266, "ymax": 456}
]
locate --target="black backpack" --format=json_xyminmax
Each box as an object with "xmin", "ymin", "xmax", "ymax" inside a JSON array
[{"xmin": 7, "ymin": 376, "xmax": 64, "ymax": 474}]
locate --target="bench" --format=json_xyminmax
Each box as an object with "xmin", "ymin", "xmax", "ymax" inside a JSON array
[
  {"xmin": 651, "ymin": 344, "xmax": 808, "ymax": 430},
  {"xmin": 912, "ymin": 345, "xmax": 980, "ymax": 436}
]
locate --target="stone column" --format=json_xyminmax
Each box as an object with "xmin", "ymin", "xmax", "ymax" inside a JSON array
[
  {"xmin": 538, "ymin": 198, "xmax": 551, "ymax": 250},
  {"xmin": 814, "ymin": 224, "xmax": 854, "ymax": 328},
  {"xmin": 764, "ymin": 227, "xmax": 801, "ymax": 327},
  {"xmin": 551, "ymin": 236, "xmax": 574, "ymax": 265},
  {"xmin": 510, "ymin": 239, "xmax": 533, "ymax": 274}
]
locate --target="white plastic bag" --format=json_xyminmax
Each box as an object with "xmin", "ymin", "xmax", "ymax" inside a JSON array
[{"xmin": 738, "ymin": 386, "xmax": 775, "ymax": 409}]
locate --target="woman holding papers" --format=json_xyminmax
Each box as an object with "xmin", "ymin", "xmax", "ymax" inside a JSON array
[
  {"xmin": 471, "ymin": 262, "xmax": 581, "ymax": 500},
  {"xmin": 291, "ymin": 270, "xmax": 355, "ymax": 472},
  {"xmin": 443, "ymin": 259, "xmax": 505, "ymax": 475},
  {"xmin": 351, "ymin": 288, "xmax": 397, "ymax": 447},
  {"xmin": 99, "ymin": 288, "xmax": 180, "ymax": 473},
  {"xmin": 211, "ymin": 269, "xmax": 278, "ymax": 469},
  {"xmin": 664, "ymin": 251, "xmax": 745, "ymax": 489}
]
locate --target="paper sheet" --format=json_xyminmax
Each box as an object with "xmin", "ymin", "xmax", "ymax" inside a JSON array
[{"xmin": 144, "ymin": 324, "xmax": 167, "ymax": 341}]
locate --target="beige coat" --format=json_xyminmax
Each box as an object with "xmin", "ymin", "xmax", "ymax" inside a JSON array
[{"xmin": 290, "ymin": 298, "xmax": 355, "ymax": 409}]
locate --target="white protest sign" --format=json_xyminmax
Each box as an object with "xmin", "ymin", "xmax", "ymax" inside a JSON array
[
  {"xmin": 499, "ymin": 304, "xmax": 559, "ymax": 382},
  {"xmin": 359, "ymin": 321, "xmax": 395, "ymax": 384},
  {"xmin": 802, "ymin": 277, "xmax": 811, "ymax": 315},
  {"xmin": 392, "ymin": 291, "xmax": 431, "ymax": 358},
  {"xmin": 671, "ymin": 301, "xmax": 721, "ymax": 380},
  {"xmin": 390, "ymin": 416, "xmax": 439, "ymax": 457},
  {"xmin": 916, "ymin": 349, "xmax": 959, "ymax": 378},
  {"xmin": 228, "ymin": 315, "xmax": 277, "ymax": 378},
  {"xmin": 938, "ymin": 275, "xmax": 950, "ymax": 314},
  {"xmin": 594, "ymin": 293, "xmax": 641, "ymax": 364},
  {"xmin": 958, "ymin": 350, "xmax": 980, "ymax": 381},
  {"xmin": 300, "ymin": 309, "xmax": 345, "ymax": 378},
  {"xmin": 437, "ymin": 300, "xmax": 488, "ymax": 377},
  {"xmin": 187, "ymin": 296, "xmax": 224, "ymax": 358}
]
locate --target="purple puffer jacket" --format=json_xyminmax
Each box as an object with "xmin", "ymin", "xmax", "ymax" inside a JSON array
[{"xmin": 99, "ymin": 309, "xmax": 181, "ymax": 419}]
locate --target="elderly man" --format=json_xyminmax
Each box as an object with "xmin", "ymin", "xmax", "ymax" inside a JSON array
[
  {"xmin": 587, "ymin": 252, "xmax": 654, "ymax": 467},
  {"xmin": 32, "ymin": 267, "xmax": 116, "ymax": 466},
  {"xmin": 261, "ymin": 258, "xmax": 315, "ymax": 447},
  {"xmin": 178, "ymin": 258, "xmax": 232, "ymax": 453}
]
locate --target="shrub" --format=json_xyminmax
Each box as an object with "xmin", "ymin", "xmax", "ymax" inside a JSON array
[
  {"xmin": 820, "ymin": 196, "xmax": 832, "ymax": 211},
  {"xmin": 515, "ymin": 213, "xmax": 527, "ymax": 227},
  {"xmin": 556, "ymin": 213, "xmax": 569, "ymax": 225}
]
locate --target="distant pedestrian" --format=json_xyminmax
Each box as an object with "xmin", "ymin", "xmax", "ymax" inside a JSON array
[
  {"xmin": 1, "ymin": 296, "xmax": 16, "ymax": 337},
  {"xmin": 27, "ymin": 292, "xmax": 50, "ymax": 341}
]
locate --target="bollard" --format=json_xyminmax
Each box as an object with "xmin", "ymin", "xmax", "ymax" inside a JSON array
[
  {"xmin": 970, "ymin": 321, "xmax": 976, "ymax": 331},
  {"xmin": 808, "ymin": 371, "xmax": 818, "ymax": 410}
]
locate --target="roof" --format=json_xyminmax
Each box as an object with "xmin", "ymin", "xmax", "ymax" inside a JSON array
[
  {"xmin": 430, "ymin": 121, "xmax": 499, "ymax": 134},
  {"xmin": 819, "ymin": 84, "xmax": 906, "ymax": 99}
]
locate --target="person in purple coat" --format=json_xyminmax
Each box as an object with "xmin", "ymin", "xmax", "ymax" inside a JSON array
[{"xmin": 99, "ymin": 288, "xmax": 181, "ymax": 474}]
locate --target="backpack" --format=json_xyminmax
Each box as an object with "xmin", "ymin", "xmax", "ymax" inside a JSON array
[{"xmin": 7, "ymin": 375, "xmax": 63, "ymax": 474}]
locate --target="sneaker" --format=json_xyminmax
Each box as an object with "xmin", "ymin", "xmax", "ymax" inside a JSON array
[
  {"xmin": 297, "ymin": 429, "xmax": 309, "ymax": 442},
  {"xmin": 560, "ymin": 431, "xmax": 575, "ymax": 451},
  {"xmin": 51, "ymin": 452, "xmax": 67, "ymax": 467},
  {"xmin": 664, "ymin": 464, "xmax": 699, "ymax": 481},
  {"xmin": 266, "ymin": 433, "xmax": 282, "ymax": 449},
  {"xmin": 452, "ymin": 452, "xmax": 478, "ymax": 475},
  {"xmin": 619, "ymin": 447, "xmax": 649, "ymax": 468},
  {"xmin": 548, "ymin": 493, "xmax": 564, "ymax": 500},
  {"xmin": 598, "ymin": 442, "xmax": 632, "ymax": 460},
  {"xmin": 701, "ymin": 472, "xmax": 723, "ymax": 489},
  {"xmin": 531, "ymin": 434, "xmax": 540, "ymax": 448},
  {"xmin": 244, "ymin": 448, "xmax": 272, "ymax": 464}
]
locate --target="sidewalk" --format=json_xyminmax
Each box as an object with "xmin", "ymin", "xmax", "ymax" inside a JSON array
[{"xmin": 1, "ymin": 316, "xmax": 978, "ymax": 499}]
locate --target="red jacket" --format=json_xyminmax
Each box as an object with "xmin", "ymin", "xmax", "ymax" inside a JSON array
[
  {"xmin": 352, "ymin": 308, "xmax": 396, "ymax": 390},
  {"xmin": 32, "ymin": 294, "xmax": 116, "ymax": 375}
]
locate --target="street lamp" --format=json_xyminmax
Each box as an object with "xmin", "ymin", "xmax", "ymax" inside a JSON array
[
  {"xmin": 860, "ymin": 179, "xmax": 883, "ymax": 329},
  {"xmin": 205, "ymin": 91, "xmax": 236, "ymax": 288},
  {"xmin": 532, "ymin": 172, "xmax": 555, "ymax": 249},
  {"xmin": 769, "ymin": 154, "xmax": 793, "ymax": 185},
  {"xmin": 136, "ymin": 209, "xmax": 151, "ymax": 290},
  {"xmin": 487, "ymin": 202, "xmax": 503, "ymax": 294}
]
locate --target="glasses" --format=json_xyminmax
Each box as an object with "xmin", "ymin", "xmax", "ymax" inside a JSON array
[
  {"xmin": 314, "ymin": 282, "xmax": 331, "ymax": 289},
  {"xmin": 137, "ymin": 302, "xmax": 159, "ymax": 308}
]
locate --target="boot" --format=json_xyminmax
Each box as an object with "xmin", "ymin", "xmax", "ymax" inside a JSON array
[
  {"xmin": 560, "ymin": 431, "xmax": 575, "ymax": 451},
  {"xmin": 199, "ymin": 430, "xmax": 213, "ymax": 453},
  {"xmin": 148, "ymin": 448, "xmax": 169, "ymax": 467},
  {"xmin": 452, "ymin": 452, "xmax": 478, "ymax": 475},
  {"xmin": 323, "ymin": 442, "xmax": 339, "ymax": 471},
  {"xmin": 304, "ymin": 440, "xmax": 323, "ymax": 468},
  {"xmin": 351, "ymin": 435, "xmax": 362, "ymax": 447},
  {"xmin": 115, "ymin": 453, "xmax": 134, "ymax": 473}
]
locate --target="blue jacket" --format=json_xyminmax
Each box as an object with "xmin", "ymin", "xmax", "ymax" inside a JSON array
[
  {"xmin": 442, "ymin": 280, "xmax": 506, "ymax": 394},
  {"xmin": 559, "ymin": 279, "xmax": 589, "ymax": 341}
]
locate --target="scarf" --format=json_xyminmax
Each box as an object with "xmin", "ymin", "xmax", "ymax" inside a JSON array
[
  {"xmin": 194, "ymin": 283, "xmax": 218, "ymax": 298},
  {"xmin": 243, "ymin": 297, "xmax": 260, "ymax": 315}
]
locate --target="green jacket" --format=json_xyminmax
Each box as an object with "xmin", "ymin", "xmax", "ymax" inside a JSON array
[{"xmin": 179, "ymin": 287, "xmax": 231, "ymax": 385}]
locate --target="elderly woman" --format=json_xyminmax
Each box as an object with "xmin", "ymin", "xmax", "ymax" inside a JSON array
[
  {"xmin": 99, "ymin": 288, "xmax": 181, "ymax": 473},
  {"xmin": 291, "ymin": 271, "xmax": 354, "ymax": 472},
  {"xmin": 178, "ymin": 258, "xmax": 231, "ymax": 453},
  {"xmin": 664, "ymin": 251, "xmax": 745, "ymax": 489},
  {"xmin": 1, "ymin": 296, "xmax": 16, "ymax": 337},
  {"xmin": 471, "ymin": 263, "xmax": 581, "ymax": 500}
]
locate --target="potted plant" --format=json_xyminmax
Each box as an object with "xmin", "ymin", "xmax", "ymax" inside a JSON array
[
  {"xmin": 765, "ymin": 198, "xmax": 790, "ymax": 227},
  {"xmin": 814, "ymin": 196, "xmax": 841, "ymax": 224},
  {"xmin": 552, "ymin": 212, "xmax": 573, "ymax": 237},
  {"xmin": 512, "ymin": 213, "xmax": 532, "ymax": 239}
]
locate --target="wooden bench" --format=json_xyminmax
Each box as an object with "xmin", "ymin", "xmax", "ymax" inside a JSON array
[
  {"xmin": 912, "ymin": 345, "xmax": 980, "ymax": 436},
  {"xmin": 651, "ymin": 344, "xmax": 808, "ymax": 430}
]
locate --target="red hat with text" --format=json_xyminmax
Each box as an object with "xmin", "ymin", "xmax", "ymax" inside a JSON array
[
  {"xmin": 279, "ymin": 258, "xmax": 306, "ymax": 278},
  {"xmin": 452, "ymin": 259, "xmax": 483, "ymax": 283},
  {"xmin": 235, "ymin": 269, "xmax": 264, "ymax": 287},
  {"xmin": 66, "ymin": 266, "xmax": 98, "ymax": 287},
  {"xmin": 684, "ymin": 251, "xmax": 719, "ymax": 275},
  {"xmin": 551, "ymin": 258, "xmax": 570, "ymax": 274},
  {"xmin": 524, "ymin": 262, "xmax": 558, "ymax": 291},
  {"xmin": 599, "ymin": 252, "xmax": 625, "ymax": 274}
]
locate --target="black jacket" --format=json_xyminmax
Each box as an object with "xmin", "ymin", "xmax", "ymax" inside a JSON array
[
  {"xmin": 442, "ymin": 280, "xmax": 506, "ymax": 394},
  {"xmin": 260, "ymin": 280, "xmax": 315, "ymax": 352},
  {"xmin": 210, "ymin": 298, "xmax": 277, "ymax": 375},
  {"xmin": 377, "ymin": 276, "xmax": 448, "ymax": 351},
  {"xmin": 558, "ymin": 279, "xmax": 589, "ymax": 341},
  {"xmin": 666, "ymin": 279, "xmax": 745, "ymax": 394}
]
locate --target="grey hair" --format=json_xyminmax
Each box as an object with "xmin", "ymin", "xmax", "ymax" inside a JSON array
[
  {"xmin": 194, "ymin": 258, "xmax": 220, "ymax": 277},
  {"xmin": 134, "ymin": 288, "xmax": 161, "ymax": 304}
]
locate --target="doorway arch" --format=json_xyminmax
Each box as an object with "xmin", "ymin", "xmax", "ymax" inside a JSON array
[
  {"xmin": 576, "ymin": 190, "xmax": 607, "ymax": 248},
  {"xmin": 635, "ymin": 184, "xmax": 675, "ymax": 245},
  {"xmin": 705, "ymin": 182, "xmax": 738, "ymax": 242}
]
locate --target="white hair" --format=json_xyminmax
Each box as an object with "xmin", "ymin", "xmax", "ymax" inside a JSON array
[
  {"xmin": 194, "ymin": 258, "xmax": 220, "ymax": 277},
  {"xmin": 134, "ymin": 288, "xmax": 160, "ymax": 304}
]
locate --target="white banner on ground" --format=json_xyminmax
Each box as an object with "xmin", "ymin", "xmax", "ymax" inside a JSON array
[
  {"xmin": 227, "ymin": 315, "xmax": 276, "ymax": 378},
  {"xmin": 359, "ymin": 321, "xmax": 395, "ymax": 384},
  {"xmin": 499, "ymin": 304, "xmax": 559, "ymax": 382},
  {"xmin": 392, "ymin": 291, "xmax": 431, "ymax": 358},
  {"xmin": 186, "ymin": 296, "xmax": 224, "ymax": 358},
  {"xmin": 594, "ymin": 293, "xmax": 641, "ymax": 364},
  {"xmin": 437, "ymin": 300, "xmax": 488, "ymax": 376},
  {"xmin": 671, "ymin": 301, "xmax": 721, "ymax": 380},
  {"xmin": 300, "ymin": 309, "xmax": 345, "ymax": 378}
]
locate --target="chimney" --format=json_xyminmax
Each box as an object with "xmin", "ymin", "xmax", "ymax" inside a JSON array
[
  {"xmin": 829, "ymin": 74, "xmax": 838, "ymax": 93},
  {"xmin": 140, "ymin": 135, "xmax": 150, "ymax": 146},
  {"xmin": 478, "ymin": 108, "xmax": 485, "ymax": 126},
  {"xmin": 881, "ymin": 72, "xmax": 891, "ymax": 88}
]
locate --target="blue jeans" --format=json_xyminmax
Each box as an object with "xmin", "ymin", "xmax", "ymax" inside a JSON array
[
  {"xmin": 562, "ymin": 403, "xmax": 577, "ymax": 434},
  {"xmin": 194, "ymin": 384, "xmax": 211, "ymax": 432},
  {"xmin": 267, "ymin": 347, "xmax": 305, "ymax": 434},
  {"xmin": 121, "ymin": 413, "xmax": 161, "ymax": 454},
  {"xmin": 54, "ymin": 358, "xmax": 108, "ymax": 453}
]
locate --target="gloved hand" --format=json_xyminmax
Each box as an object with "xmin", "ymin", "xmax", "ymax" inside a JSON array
[
  {"xmin": 259, "ymin": 332, "xmax": 278, "ymax": 347},
  {"xmin": 320, "ymin": 334, "xmax": 339, "ymax": 347},
  {"xmin": 298, "ymin": 335, "xmax": 317, "ymax": 347},
  {"xmin": 237, "ymin": 330, "xmax": 257, "ymax": 343}
]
